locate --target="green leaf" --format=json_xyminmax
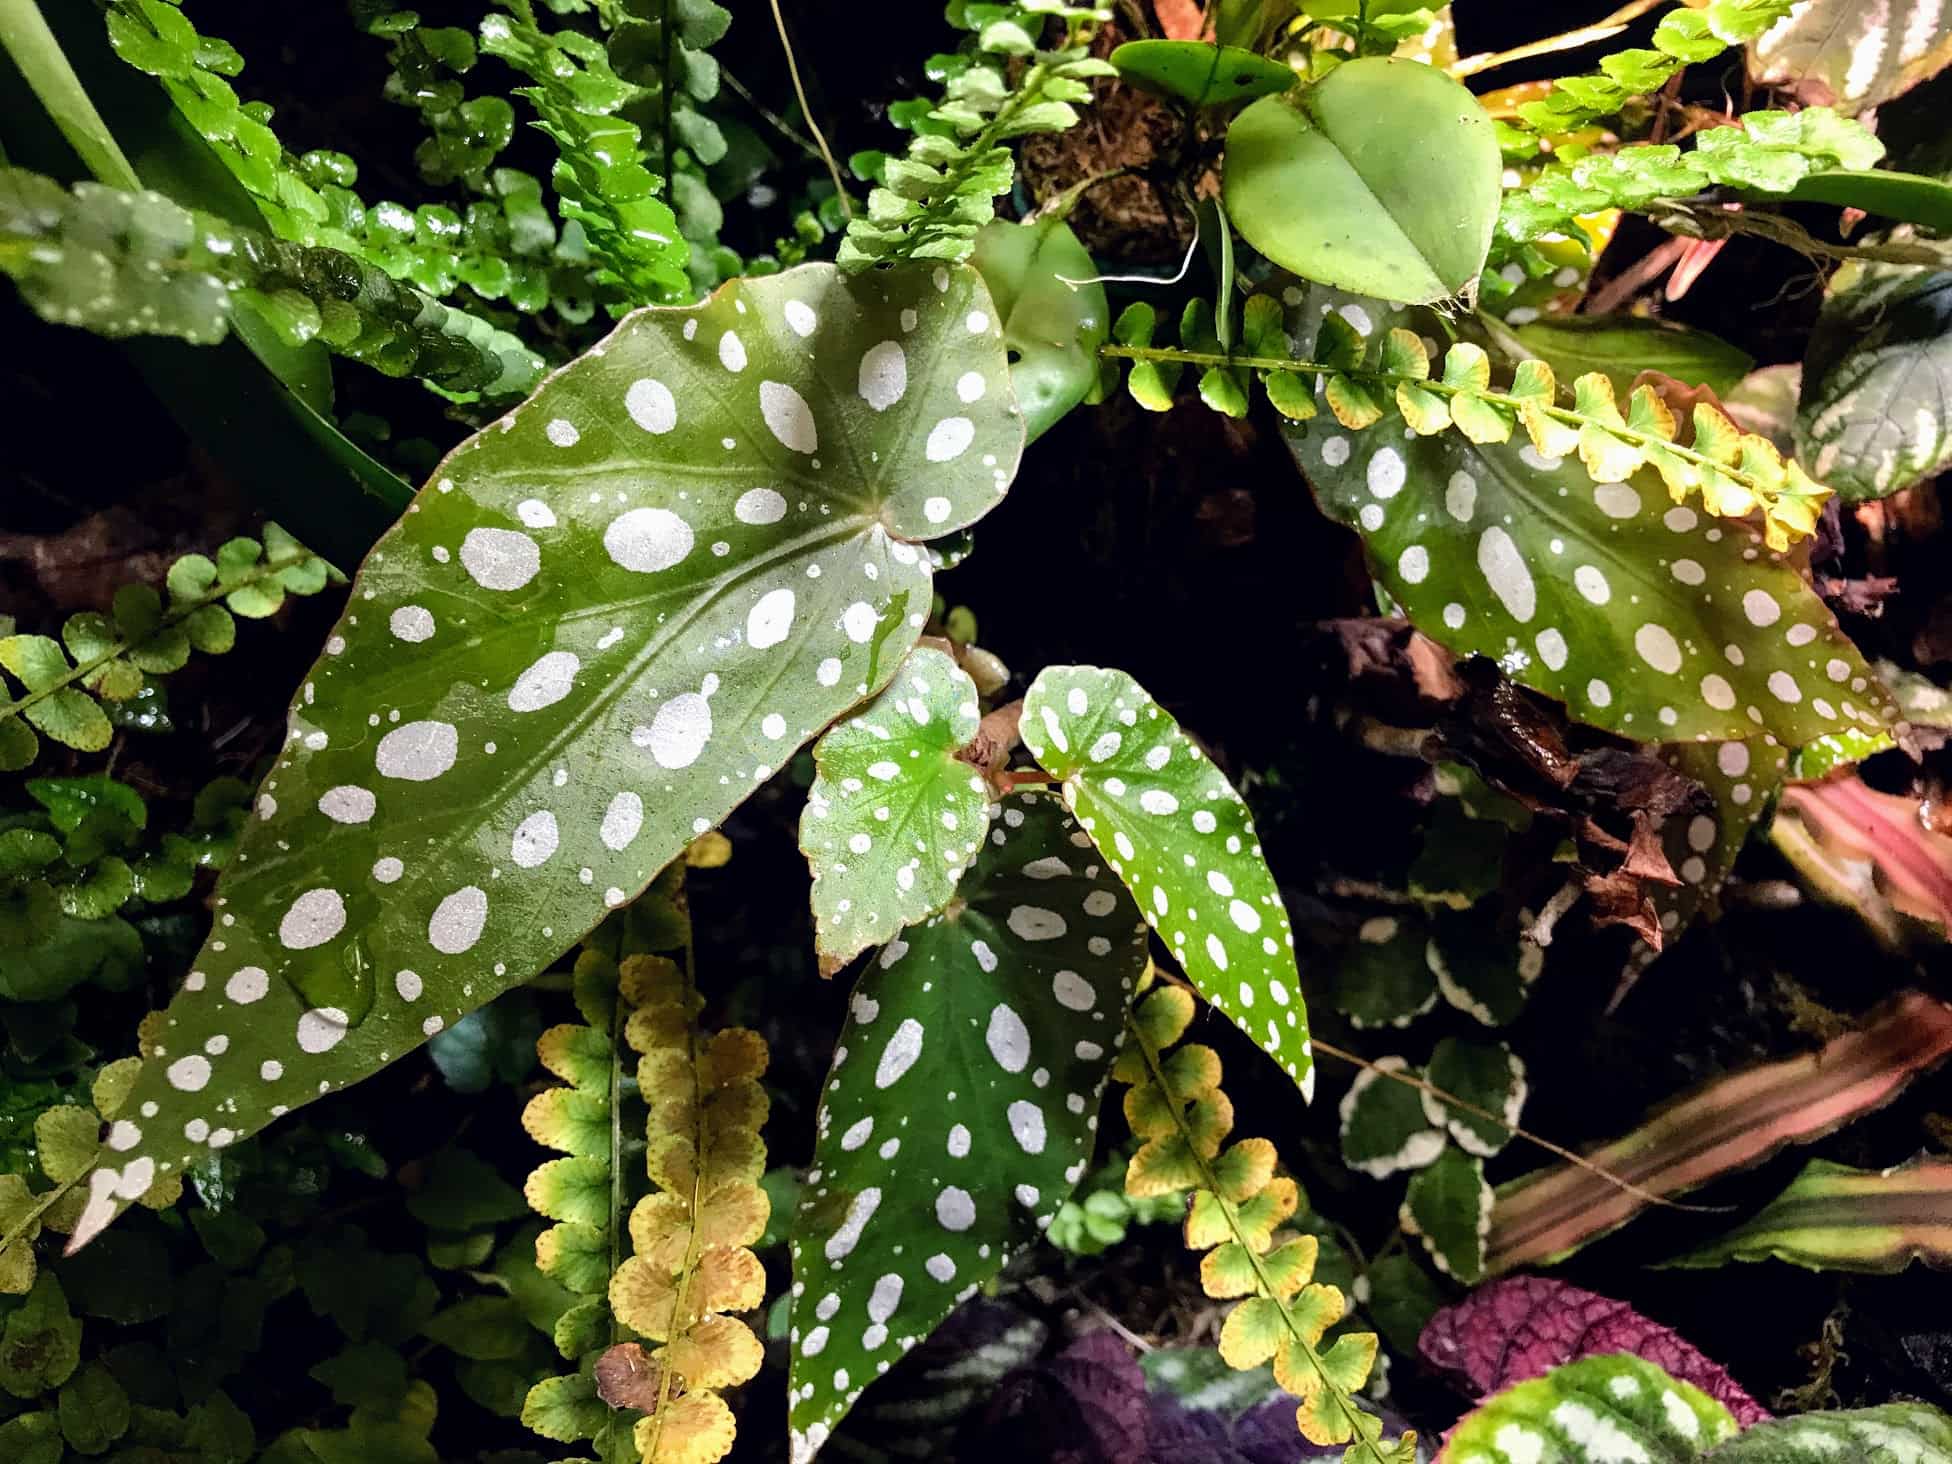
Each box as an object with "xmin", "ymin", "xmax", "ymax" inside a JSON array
[
  {"xmin": 800, "ymin": 647, "xmax": 991, "ymax": 971},
  {"xmin": 1643, "ymin": 740, "xmax": 1784, "ymax": 952},
  {"xmin": 1426, "ymin": 912, "xmax": 1541, "ymax": 1026},
  {"xmin": 1512, "ymin": 315, "xmax": 1754, "ymax": 397},
  {"xmin": 1420, "ymin": 1037, "xmax": 1525, "ymax": 1157},
  {"xmin": 0, "ymin": 1273, "xmax": 82, "ymax": 1399},
  {"xmin": 1662, "ymin": 1155, "xmax": 1952, "ymax": 1273},
  {"xmin": 66, "ymin": 262, "xmax": 1023, "ymax": 1253},
  {"xmin": 1361, "ymin": 1250, "xmax": 1446, "ymax": 1356},
  {"xmin": 1799, "ymin": 265, "xmax": 1952, "ymax": 501},
  {"xmin": 788, "ymin": 790, "xmax": 1148, "ymax": 1458},
  {"xmin": 1283, "ymin": 285, "xmax": 1893, "ymax": 745},
  {"xmin": 1020, "ymin": 665, "xmax": 1314, "ymax": 1097},
  {"xmin": 427, "ymin": 990, "xmax": 542, "ymax": 1094},
  {"xmin": 0, "ymin": 1411, "xmax": 62, "ymax": 1464},
  {"xmin": 1399, "ymin": 1143, "xmax": 1489, "ymax": 1283},
  {"xmin": 969, "ymin": 215, "xmax": 1109, "ymax": 444},
  {"xmin": 1449, "ymin": 1354, "xmax": 1738, "ymax": 1461},
  {"xmin": 405, "ymin": 1149, "xmax": 528, "ymax": 1234},
  {"xmin": 1109, "ymin": 41, "xmax": 1297, "ymax": 108},
  {"xmin": 421, "ymin": 1297, "xmax": 531, "ymax": 1361},
  {"xmin": 1779, "ymin": 166, "xmax": 1952, "ymax": 233},
  {"xmin": 521, "ymin": 1372, "xmax": 609, "ymax": 1444},
  {"xmin": 34, "ymin": 1104, "xmax": 99, "ymax": 1183},
  {"xmin": 1330, "ymin": 913, "xmax": 1438, "ymax": 1027},
  {"xmin": 1225, "ymin": 58, "xmax": 1500, "ymax": 305},
  {"xmin": 57, "ymin": 1360, "xmax": 130, "ymax": 1453},
  {"xmin": 1710, "ymin": 1404, "xmax": 1952, "ymax": 1461},
  {"xmin": 311, "ymin": 1342, "xmax": 412, "ymax": 1413},
  {"xmin": 1750, "ymin": 0, "xmax": 1952, "ymax": 113},
  {"xmin": 1337, "ymin": 1056, "xmax": 1443, "ymax": 1178}
]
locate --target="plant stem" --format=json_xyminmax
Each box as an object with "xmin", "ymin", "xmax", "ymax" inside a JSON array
[
  {"xmin": 1449, "ymin": 0, "xmax": 1665, "ymax": 81},
  {"xmin": 0, "ymin": 0, "xmax": 139, "ymax": 189},
  {"xmin": 1099, "ymin": 341, "xmax": 1804, "ymax": 512},
  {"xmin": 1126, "ymin": 1013, "xmax": 1395, "ymax": 1463},
  {"xmin": 0, "ymin": 545, "xmax": 316, "ymax": 726},
  {"xmin": 768, "ymin": 0, "xmax": 852, "ymax": 220},
  {"xmin": 0, "ymin": 1163, "xmax": 90, "ymax": 1258}
]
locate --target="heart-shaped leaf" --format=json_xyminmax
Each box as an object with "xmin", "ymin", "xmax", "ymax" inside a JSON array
[
  {"xmin": 800, "ymin": 647, "xmax": 992, "ymax": 971},
  {"xmin": 1282, "ymin": 288, "xmax": 1895, "ymax": 745},
  {"xmin": 1224, "ymin": 58, "xmax": 1500, "ymax": 305},
  {"xmin": 1799, "ymin": 266, "xmax": 1952, "ymax": 501},
  {"xmin": 1110, "ymin": 40, "xmax": 1297, "ymax": 108},
  {"xmin": 67, "ymin": 261, "xmax": 1024, "ymax": 1252},
  {"xmin": 1019, "ymin": 665, "xmax": 1313, "ymax": 1098},
  {"xmin": 787, "ymin": 790, "xmax": 1147, "ymax": 1460},
  {"xmin": 970, "ymin": 217, "xmax": 1109, "ymax": 445}
]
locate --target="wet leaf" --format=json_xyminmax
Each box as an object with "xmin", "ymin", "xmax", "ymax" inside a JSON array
[
  {"xmin": 800, "ymin": 647, "xmax": 991, "ymax": 972},
  {"xmin": 1225, "ymin": 59, "xmax": 1500, "ymax": 305},
  {"xmin": 1021, "ymin": 665, "xmax": 1313, "ymax": 1098},
  {"xmin": 787, "ymin": 791, "xmax": 1147, "ymax": 1460},
  {"xmin": 1282, "ymin": 286, "xmax": 1894, "ymax": 745},
  {"xmin": 71, "ymin": 261, "xmax": 1024, "ymax": 1252}
]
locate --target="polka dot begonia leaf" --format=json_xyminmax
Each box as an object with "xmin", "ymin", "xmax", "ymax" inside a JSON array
[
  {"xmin": 799, "ymin": 647, "xmax": 992, "ymax": 972},
  {"xmin": 1019, "ymin": 666, "xmax": 1315, "ymax": 1100},
  {"xmin": 1280, "ymin": 286, "xmax": 1896, "ymax": 747},
  {"xmin": 1446, "ymin": 1354, "xmax": 1740, "ymax": 1463},
  {"xmin": 786, "ymin": 790, "xmax": 1147, "ymax": 1462},
  {"xmin": 1652, "ymin": 740, "xmax": 1786, "ymax": 945},
  {"xmin": 67, "ymin": 261, "xmax": 1025, "ymax": 1254}
]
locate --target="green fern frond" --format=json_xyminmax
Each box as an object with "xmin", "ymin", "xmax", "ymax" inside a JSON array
[
  {"xmin": 1118, "ymin": 984, "xmax": 1409, "ymax": 1463},
  {"xmin": 839, "ymin": 3, "xmax": 1113, "ymax": 270},
  {"xmin": 0, "ymin": 521, "xmax": 337, "ymax": 772},
  {"xmin": 0, "ymin": 168, "xmax": 545, "ymax": 396},
  {"xmin": 1103, "ymin": 295, "xmax": 1832, "ymax": 550},
  {"xmin": 353, "ymin": 5, "xmax": 515, "ymax": 191}
]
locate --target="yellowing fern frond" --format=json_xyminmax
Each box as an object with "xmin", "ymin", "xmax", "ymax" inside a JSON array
[{"xmin": 1116, "ymin": 984, "xmax": 1415, "ymax": 1464}]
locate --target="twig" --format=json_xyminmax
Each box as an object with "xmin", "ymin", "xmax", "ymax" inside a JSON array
[
  {"xmin": 1449, "ymin": 0, "xmax": 1666, "ymax": 81},
  {"xmin": 767, "ymin": 0, "xmax": 853, "ymax": 219},
  {"xmin": 721, "ymin": 68, "xmax": 824, "ymax": 165}
]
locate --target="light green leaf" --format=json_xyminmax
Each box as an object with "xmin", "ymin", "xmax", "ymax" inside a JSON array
[
  {"xmin": 66, "ymin": 261, "xmax": 1024, "ymax": 1253},
  {"xmin": 1398, "ymin": 1143, "xmax": 1489, "ymax": 1283},
  {"xmin": 1662, "ymin": 1155, "xmax": 1952, "ymax": 1274},
  {"xmin": 1225, "ymin": 58, "xmax": 1500, "ymax": 305},
  {"xmin": 1799, "ymin": 265, "xmax": 1952, "ymax": 501},
  {"xmin": 970, "ymin": 215, "xmax": 1109, "ymax": 444},
  {"xmin": 57, "ymin": 1361, "xmax": 130, "ymax": 1453},
  {"xmin": 1283, "ymin": 286, "xmax": 1894, "ymax": 745},
  {"xmin": 1110, "ymin": 41, "xmax": 1297, "ymax": 108},
  {"xmin": 1750, "ymin": 0, "xmax": 1952, "ymax": 113},
  {"xmin": 1512, "ymin": 315, "xmax": 1754, "ymax": 397},
  {"xmin": 1711, "ymin": 1404, "xmax": 1952, "ymax": 1461},
  {"xmin": 1337, "ymin": 1056, "xmax": 1443, "ymax": 1179},
  {"xmin": 1420, "ymin": 1037, "xmax": 1524, "ymax": 1157},
  {"xmin": 801, "ymin": 647, "xmax": 991, "ymax": 972},
  {"xmin": 788, "ymin": 790, "xmax": 1147, "ymax": 1458},
  {"xmin": 1019, "ymin": 665, "xmax": 1313, "ymax": 1097},
  {"xmin": 1448, "ymin": 1355, "xmax": 1738, "ymax": 1462}
]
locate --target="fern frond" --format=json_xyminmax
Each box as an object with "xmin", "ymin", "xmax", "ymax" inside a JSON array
[
  {"xmin": 0, "ymin": 167, "xmax": 545, "ymax": 397},
  {"xmin": 354, "ymin": 6, "xmax": 514, "ymax": 191},
  {"xmin": 0, "ymin": 522, "xmax": 337, "ymax": 772},
  {"xmin": 839, "ymin": 4, "xmax": 1113, "ymax": 271},
  {"xmin": 1103, "ymin": 295, "xmax": 1831, "ymax": 551},
  {"xmin": 479, "ymin": 9, "xmax": 692, "ymax": 307},
  {"xmin": 1116, "ymin": 985, "xmax": 1411, "ymax": 1463},
  {"xmin": 521, "ymin": 867, "xmax": 768, "ymax": 1464}
]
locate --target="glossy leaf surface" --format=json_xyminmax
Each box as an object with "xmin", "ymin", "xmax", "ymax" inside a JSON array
[
  {"xmin": 787, "ymin": 791, "xmax": 1147, "ymax": 1461},
  {"xmin": 1109, "ymin": 40, "xmax": 1297, "ymax": 107},
  {"xmin": 1799, "ymin": 265, "xmax": 1952, "ymax": 501},
  {"xmin": 969, "ymin": 216, "xmax": 1109, "ymax": 445},
  {"xmin": 1751, "ymin": 0, "xmax": 1952, "ymax": 113},
  {"xmin": 1020, "ymin": 665, "xmax": 1313, "ymax": 1097},
  {"xmin": 1664, "ymin": 1155, "xmax": 1952, "ymax": 1274},
  {"xmin": 800, "ymin": 647, "xmax": 991, "ymax": 971},
  {"xmin": 1225, "ymin": 59, "xmax": 1499, "ymax": 305},
  {"xmin": 1445, "ymin": 1354, "xmax": 1739, "ymax": 1462},
  {"xmin": 71, "ymin": 261, "xmax": 1024, "ymax": 1251},
  {"xmin": 1282, "ymin": 288, "xmax": 1893, "ymax": 745},
  {"xmin": 1511, "ymin": 315, "xmax": 1754, "ymax": 397}
]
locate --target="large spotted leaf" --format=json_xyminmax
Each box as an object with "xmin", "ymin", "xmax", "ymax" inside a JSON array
[
  {"xmin": 1019, "ymin": 666, "xmax": 1314, "ymax": 1098},
  {"xmin": 69, "ymin": 261, "xmax": 1024, "ymax": 1250},
  {"xmin": 786, "ymin": 790, "xmax": 1146, "ymax": 1461},
  {"xmin": 1282, "ymin": 289, "xmax": 1894, "ymax": 746},
  {"xmin": 800, "ymin": 647, "xmax": 992, "ymax": 971}
]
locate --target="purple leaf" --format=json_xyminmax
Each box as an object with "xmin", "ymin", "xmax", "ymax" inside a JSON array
[{"xmin": 1418, "ymin": 1275, "xmax": 1771, "ymax": 1426}]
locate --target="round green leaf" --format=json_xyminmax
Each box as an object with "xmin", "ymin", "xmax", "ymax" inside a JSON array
[
  {"xmin": 68, "ymin": 261, "xmax": 1025, "ymax": 1254},
  {"xmin": 970, "ymin": 216, "xmax": 1109, "ymax": 445},
  {"xmin": 1110, "ymin": 40, "xmax": 1297, "ymax": 108},
  {"xmin": 1331, "ymin": 913, "xmax": 1439, "ymax": 1028},
  {"xmin": 1284, "ymin": 286, "xmax": 1896, "ymax": 746},
  {"xmin": 1399, "ymin": 1143, "xmax": 1489, "ymax": 1283},
  {"xmin": 788, "ymin": 790, "xmax": 1148, "ymax": 1460},
  {"xmin": 1225, "ymin": 58, "xmax": 1500, "ymax": 305},
  {"xmin": 1420, "ymin": 1036, "xmax": 1525, "ymax": 1158},
  {"xmin": 1020, "ymin": 665, "xmax": 1313, "ymax": 1097},
  {"xmin": 800, "ymin": 647, "xmax": 991, "ymax": 971},
  {"xmin": 1338, "ymin": 1055, "xmax": 1443, "ymax": 1178}
]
